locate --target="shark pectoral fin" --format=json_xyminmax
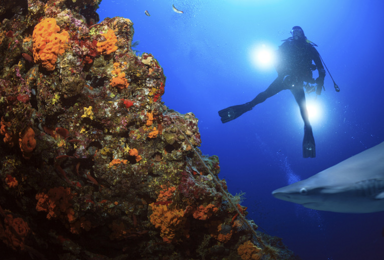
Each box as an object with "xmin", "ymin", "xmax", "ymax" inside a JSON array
[{"xmin": 375, "ymin": 192, "xmax": 384, "ymax": 199}]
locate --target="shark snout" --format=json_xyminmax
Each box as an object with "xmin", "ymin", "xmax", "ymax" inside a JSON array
[{"xmin": 271, "ymin": 190, "xmax": 292, "ymax": 201}]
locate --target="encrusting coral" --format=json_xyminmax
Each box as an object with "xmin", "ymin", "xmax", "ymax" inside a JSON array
[{"xmin": 0, "ymin": 0, "xmax": 298, "ymax": 259}]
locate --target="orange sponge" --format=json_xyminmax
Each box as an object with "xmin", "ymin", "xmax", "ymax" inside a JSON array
[
  {"xmin": 109, "ymin": 159, "xmax": 128, "ymax": 168},
  {"xmin": 149, "ymin": 203, "xmax": 186, "ymax": 243},
  {"xmin": 146, "ymin": 112, "xmax": 153, "ymax": 126},
  {"xmin": 237, "ymin": 240, "xmax": 262, "ymax": 260},
  {"xmin": 157, "ymin": 185, "xmax": 176, "ymax": 202},
  {"xmin": 33, "ymin": 18, "xmax": 69, "ymax": 71},
  {"xmin": 193, "ymin": 204, "xmax": 218, "ymax": 220},
  {"xmin": 0, "ymin": 117, "xmax": 14, "ymax": 147},
  {"xmin": 1, "ymin": 214, "xmax": 30, "ymax": 250},
  {"xmin": 97, "ymin": 29, "xmax": 118, "ymax": 55},
  {"xmin": 148, "ymin": 127, "xmax": 159, "ymax": 138},
  {"xmin": 110, "ymin": 63, "xmax": 129, "ymax": 89},
  {"xmin": 36, "ymin": 187, "xmax": 74, "ymax": 221},
  {"xmin": 19, "ymin": 127, "xmax": 36, "ymax": 159},
  {"xmin": 129, "ymin": 148, "xmax": 142, "ymax": 162},
  {"xmin": 110, "ymin": 76, "xmax": 129, "ymax": 90}
]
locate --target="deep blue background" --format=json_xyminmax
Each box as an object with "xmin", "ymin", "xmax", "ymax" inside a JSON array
[{"xmin": 98, "ymin": 1, "xmax": 384, "ymax": 259}]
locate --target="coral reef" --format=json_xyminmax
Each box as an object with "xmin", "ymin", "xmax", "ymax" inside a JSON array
[{"xmin": 0, "ymin": 0, "xmax": 300, "ymax": 259}]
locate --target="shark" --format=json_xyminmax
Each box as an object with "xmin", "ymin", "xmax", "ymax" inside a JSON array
[{"xmin": 272, "ymin": 141, "xmax": 384, "ymax": 213}]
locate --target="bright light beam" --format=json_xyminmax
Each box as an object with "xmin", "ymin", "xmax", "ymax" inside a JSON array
[
  {"xmin": 250, "ymin": 44, "xmax": 275, "ymax": 70},
  {"xmin": 305, "ymin": 100, "xmax": 323, "ymax": 125}
]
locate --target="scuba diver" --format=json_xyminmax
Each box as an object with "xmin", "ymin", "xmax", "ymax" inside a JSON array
[{"xmin": 218, "ymin": 26, "xmax": 326, "ymax": 158}]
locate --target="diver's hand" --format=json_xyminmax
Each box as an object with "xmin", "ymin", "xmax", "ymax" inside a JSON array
[
  {"xmin": 315, "ymin": 77, "xmax": 324, "ymax": 95},
  {"xmin": 316, "ymin": 84, "xmax": 322, "ymax": 95}
]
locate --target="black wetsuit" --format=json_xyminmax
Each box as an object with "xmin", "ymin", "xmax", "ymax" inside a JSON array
[
  {"xmin": 249, "ymin": 37, "xmax": 325, "ymax": 126},
  {"xmin": 218, "ymin": 37, "xmax": 326, "ymax": 157}
]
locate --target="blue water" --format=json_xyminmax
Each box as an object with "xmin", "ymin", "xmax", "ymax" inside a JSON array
[{"xmin": 99, "ymin": 1, "xmax": 384, "ymax": 259}]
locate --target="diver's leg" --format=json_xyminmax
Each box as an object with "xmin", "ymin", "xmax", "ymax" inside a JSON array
[
  {"xmin": 249, "ymin": 76, "xmax": 285, "ymax": 107},
  {"xmin": 290, "ymin": 87, "xmax": 316, "ymax": 158},
  {"xmin": 290, "ymin": 87, "xmax": 311, "ymax": 126},
  {"xmin": 218, "ymin": 76, "xmax": 285, "ymax": 123}
]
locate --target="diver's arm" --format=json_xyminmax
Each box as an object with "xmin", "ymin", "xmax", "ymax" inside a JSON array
[
  {"xmin": 312, "ymin": 47, "xmax": 325, "ymax": 94},
  {"xmin": 312, "ymin": 47, "xmax": 325, "ymax": 80},
  {"xmin": 274, "ymin": 42, "xmax": 290, "ymax": 76}
]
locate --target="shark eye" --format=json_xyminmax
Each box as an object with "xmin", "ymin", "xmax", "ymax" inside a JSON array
[{"xmin": 300, "ymin": 188, "xmax": 308, "ymax": 194}]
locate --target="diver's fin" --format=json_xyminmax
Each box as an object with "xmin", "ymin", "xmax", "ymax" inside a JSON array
[
  {"xmin": 218, "ymin": 103, "xmax": 252, "ymax": 123},
  {"xmin": 303, "ymin": 126, "xmax": 316, "ymax": 158}
]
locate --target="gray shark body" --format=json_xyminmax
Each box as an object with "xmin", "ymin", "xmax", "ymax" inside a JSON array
[{"xmin": 272, "ymin": 142, "xmax": 384, "ymax": 213}]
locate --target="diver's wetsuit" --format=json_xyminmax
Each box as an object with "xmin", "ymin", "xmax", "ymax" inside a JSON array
[
  {"xmin": 218, "ymin": 37, "xmax": 325, "ymax": 158},
  {"xmin": 249, "ymin": 37, "xmax": 325, "ymax": 119}
]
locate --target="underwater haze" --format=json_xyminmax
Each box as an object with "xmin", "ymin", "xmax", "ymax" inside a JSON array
[{"xmin": 99, "ymin": 0, "xmax": 384, "ymax": 259}]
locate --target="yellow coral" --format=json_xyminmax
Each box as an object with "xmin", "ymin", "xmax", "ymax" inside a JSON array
[
  {"xmin": 237, "ymin": 240, "xmax": 262, "ymax": 260},
  {"xmin": 123, "ymin": 144, "xmax": 130, "ymax": 154},
  {"xmin": 149, "ymin": 203, "xmax": 186, "ymax": 243},
  {"xmin": 33, "ymin": 18, "xmax": 69, "ymax": 71},
  {"xmin": 81, "ymin": 106, "xmax": 94, "ymax": 120},
  {"xmin": 97, "ymin": 29, "xmax": 118, "ymax": 55}
]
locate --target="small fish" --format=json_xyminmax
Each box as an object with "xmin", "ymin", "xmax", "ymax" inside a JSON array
[
  {"xmin": 131, "ymin": 40, "xmax": 140, "ymax": 48},
  {"xmin": 22, "ymin": 53, "xmax": 33, "ymax": 63},
  {"xmin": 145, "ymin": 10, "xmax": 150, "ymax": 16},
  {"xmin": 172, "ymin": 4, "xmax": 183, "ymax": 14}
]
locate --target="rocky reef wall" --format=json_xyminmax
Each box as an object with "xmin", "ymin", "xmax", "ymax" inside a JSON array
[{"xmin": 0, "ymin": 0, "xmax": 299, "ymax": 259}]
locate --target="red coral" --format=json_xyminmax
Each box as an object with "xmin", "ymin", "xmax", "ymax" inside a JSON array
[
  {"xmin": 17, "ymin": 94, "xmax": 29, "ymax": 103},
  {"xmin": 178, "ymin": 171, "xmax": 210, "ymax": 199},
  {"xmin": 6, "ymin": 31, "xmax": 14, "ymax": 37},
  {"xmin": 55, "ymin": 127, "xmax": 69, "ymax": 139},
  {"xmin": 123, "ymin": 99, "xmax": 134, "ymax": 108}
]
